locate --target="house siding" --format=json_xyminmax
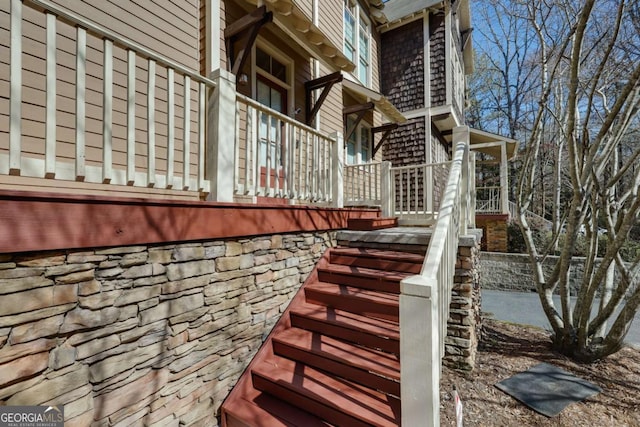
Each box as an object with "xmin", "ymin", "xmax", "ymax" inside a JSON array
[
  {"xmin": 380, "ymin": 19, "xmax": 425, "ymax": 112},
  {"xmin": 317, "ymin": 0, "xmax": 343, "ymax": 54},
  {"xmin": 48, "ymin": 0, "xmax": 200, "ymax": 69},
  {"xmin": 430, "ymin": 13, "xmax": 446, "ymax": 107},
  {"xmin": 382, "ymin": 117, "xmax": 426, "ymax": 166}
]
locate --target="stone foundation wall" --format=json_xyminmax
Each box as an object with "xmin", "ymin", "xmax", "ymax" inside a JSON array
[
  {"xmin": 479, "ymin": 251, "xmax": 623, "ymax": 295},
  {"xmin": 0, "ymin": 231, "xmax": 335, "ymax": 426},
  {"xmin": 445, "ymin": 233, "xmax": 482, "ymax": 371}
]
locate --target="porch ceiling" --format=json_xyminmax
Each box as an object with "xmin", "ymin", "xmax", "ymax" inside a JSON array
[
  {"xmin": 342, "ymin": 78, "xmax": 407, "ymax": 124},
  {"xmin": 469, "ymin": 128, "xmax": 518, "ymax": 160},
  {"xmin": 244, "ymin": 0, "xmax": 355, "ymax": 72}
]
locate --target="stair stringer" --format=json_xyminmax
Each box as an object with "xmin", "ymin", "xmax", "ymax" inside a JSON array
[{"xmin": 220, "ymin": 250, "xmax": 333, "ymax": 427}]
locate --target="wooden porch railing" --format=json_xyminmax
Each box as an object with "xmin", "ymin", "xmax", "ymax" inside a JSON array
[
  {"xmin": 344, "ymin": 161, "xmax": 383, "ymax": 207},
  {"xmin": 3, "ymin": 0, "xmax": 214, "ymax": 194},
  {"xmin": 400, "ymin": 126, "xmax": 471, "ymax": 427},
  {"xmin": 390, "ymin": 161, "xmax": 451, "ymax": 225},
  {"xmin": 234, "ymin": 94, "xmax": 338, "ymax": 203},
  {"xmin": 476, "ymin": 185, "xmax": 502, "ymax": 214}
]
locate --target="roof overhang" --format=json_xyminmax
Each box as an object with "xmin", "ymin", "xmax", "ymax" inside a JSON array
[
  {"xmin": 378, "ymin": 0, "xmax": 475, "ymax": 73},
  {"xmin": 469, "ymin": 128, "xmax": 518, "ymax": 160},
  {"xmin": 342, "ymin": 77, "xmax": 407, "ymax": 124},
  {"xmin": 244, "ymin": 0, "xmax": 355, "ymax": 72},
  {"xmin": 380, "ymin": 0, "xmax": 442, "ymax": 27},
  {"xmin": 457, "ymin": 0, "xmax": 474, "ymax": 74}
]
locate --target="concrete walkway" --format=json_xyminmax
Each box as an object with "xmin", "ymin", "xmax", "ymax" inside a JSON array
[{"xmin": 482, "ymin": 289, "xmax": 640, "ymax": 347}]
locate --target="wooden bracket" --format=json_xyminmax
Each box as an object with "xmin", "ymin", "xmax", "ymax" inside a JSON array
[
  {"xmin": 225, "ymin": 6, "xmax": 273, "ymax": 78},
  {"xmin": 431, "ymin": 122, "xmax": 449, "ymax": 147},
  {"xmin": 461, "ymin": 28, "xmax": 473, "ymax": 50},
  {"xmin": 305, "ymin": 71, "xmax": 343, "ymax": 126},
  {"xmin": 372, "ymin": 123, "xmax": 398, "ymax": 157},
  {"xmin": 343, "ymin": 102, "xmax": 375, "ymax": 142}
]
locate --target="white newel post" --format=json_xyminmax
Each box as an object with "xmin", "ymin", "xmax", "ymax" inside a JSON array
[
  {"xmin": 330, "ymin": 131, "xmax": 344, "ymax": 208},
  {"xmin": 207, "ymin": 68, "xmax": 236, "ymax": 202},
  {"xmin": 469, "ymin": 151, "xmax": 476, "ymax": 228},
  {"xmin": 381, "ymin": 161, "xmax": 392, "ymax": 217},
  {"xmin": 400, "ymin": 275, "xmax": 440, "ymax": 427},
  {"xmin": 500, "ymin": 140, "xmax": 509, "ymax": 215},
  {"xmin": 453, "ymin": 126, "xmax": 469, "ymax": 235}
]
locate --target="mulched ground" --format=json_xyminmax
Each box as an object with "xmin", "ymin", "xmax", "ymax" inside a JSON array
[{"xmin": 440, "ymin": 319, "xmax": 640, "ymax": 426}]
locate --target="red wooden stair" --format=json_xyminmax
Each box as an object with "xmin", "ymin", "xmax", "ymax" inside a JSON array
[{"xmin": 221, "ymin": 246, "xmax": 424, "ymax": 427}]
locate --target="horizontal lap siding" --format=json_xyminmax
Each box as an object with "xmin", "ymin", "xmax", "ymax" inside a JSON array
[
  {"xmin": 48, "ymin": 0, "xmax": 200, "ymax": 70},
  {"xmin": 294, "ymin": 0, "xmax": 313, "ymax": 22},
  {"xmin": 318, "ymin": 63, "xmax": 343, "ymax": 137},
  {"xmin": 318, "ymin": 0, "xmax": 342, "ymax": 54},
  {"xmin": 0, "ymin": 1, "xmax": 202, "ymax": 184}
]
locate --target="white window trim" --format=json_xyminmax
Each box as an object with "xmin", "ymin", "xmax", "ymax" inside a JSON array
[
  {"xmin": 346, "ymin": 120, "xmax": 372, "ymax": 165},
  {"xmin": 251, "ymin": 39, "xmax": 294, "ymax": 115},
  {"xmin": 343, "ymin": 0, "xmax": 371, "ymax": 87}
]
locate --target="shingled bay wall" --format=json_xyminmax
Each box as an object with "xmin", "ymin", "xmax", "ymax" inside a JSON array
[
  {"xmin": 0, "ymin": 231, "xmax": 335, "ymax": 426},
  {"xmin": 381, "ymin": 19, "xmax": 426, "ymax": 168}
]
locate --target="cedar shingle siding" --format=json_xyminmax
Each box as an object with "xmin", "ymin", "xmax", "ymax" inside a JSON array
[
  {"xmin": 380, "ymin": 19, "xmax": 425, "ymax": 112},
  {"xmin": 430, "ymin": 13, "xmax": 446, "ymax": 107}
]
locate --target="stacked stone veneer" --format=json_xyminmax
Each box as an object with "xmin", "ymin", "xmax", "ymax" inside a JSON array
[
  {"xmin": 445, "ymin": 233, "xmax": 482, "ymax": 371},
  {"xmin": 0, "ymin": 231, "xmax": 335, "ymax": 426},
  {"xmin": 480, "ymin": 252, "xmax": 626, "ymax": 295}
]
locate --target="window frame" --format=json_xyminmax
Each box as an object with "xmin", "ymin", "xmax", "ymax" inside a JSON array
[
  {"xmin": 343, "ymin": 0, "xmax": 371, "ymax": 87},
  {"xmin": 251, "ymin": 40, "xmax": 294, "ymax": 115},
  {"xmin": 345, "ymin": 118, "xmax": 372, "ymax": 165}
]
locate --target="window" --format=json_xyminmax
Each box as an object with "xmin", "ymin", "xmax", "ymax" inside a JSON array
[
  {"xmin": 343, "ymin": 0, "xmax": 370, "ymax": 86},
  {"xmin": 253, "ymin": 46, "xmax": 290, "ymax": 171},
  {"xmin": 256, "ymin": 48, "xmax": 287, "ymax": 82},
  {"xmin": 345, "ymin": 117, "xmax": 372, "ymax": 165}
]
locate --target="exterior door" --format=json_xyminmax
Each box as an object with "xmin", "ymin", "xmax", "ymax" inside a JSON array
[{"xmin": 256, "ymin": 75, "xmax": 287, "ymax": 189}]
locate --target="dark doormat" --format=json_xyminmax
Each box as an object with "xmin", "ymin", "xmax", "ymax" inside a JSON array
[{"xmin": 495, "ymin": 362, "xmax": 602, "ymax": 417}]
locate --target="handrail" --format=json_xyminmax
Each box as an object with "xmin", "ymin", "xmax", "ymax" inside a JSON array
[
  {"xmin": 344, "ymin": 161, "xmax": 382, "ymax": 206},
  {"xmin": 6, "ymin": 0, "xmax": 212, "ymax": 193},
  {"xmin": 420, "ymin": 141, "xmax": 465, "ymax": 279},
  {"xmin": 509, "ymin": 201, "xmax": 553, "ymax": 230},
  {"xmin": 391, "ymin": 161, "xmax": 451, "ymax": 172},
  {"xmin": 25, "ymin": 0, "xmax": 216, "ymax": 88},
  {"xmin": 390, "ymin": 161, "xmax": 451, "ymax": 224},
  {"xmin": 400, "ymin": 127, "xmax": 469, "ymax": 427},
  {"xmin": 234, "ymin": 94, "xmax": 336, "ymax": 202},
  {"xmin": 476, "ymin": 186, "xmax": 502, "ymax": 214},
  {"xmin": 236, "ymin": 94, "xmax": 328, "ymax": 139}
]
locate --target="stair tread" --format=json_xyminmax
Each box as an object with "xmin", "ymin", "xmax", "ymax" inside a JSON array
[
  {"xmin": 307, "ymin": 282, "xmax": 399, "ymax": 305},
  {"xmin": 331, "ymin": 247, "xmax": 425, "ymax": 263},
  {"xmin": 291, "ymin": 302, "xmax": 399, "ymax": 339},
  {"xmin": 347, "ymin": 218, "xmax": 398, "ymax": 231},
  {"xmin": 273, "ymin": 327, "xmax": 400, "ymax": 381},
  {"xmin": 253, "ymin": 354, "xmax": 400, "ymax": 427},
  {"xmin": 319, "ymin": 263, "xmax": 413, "ymax": 281},
  {"xmin": 223, "ymin": 384, "xmax": 331, "ymax": 427}
]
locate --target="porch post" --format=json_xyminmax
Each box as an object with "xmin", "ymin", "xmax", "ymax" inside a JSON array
[
  {"xmin": 381, "ymin": 161, "xmax": 392, "ymax": 217},
  {"xmin": 330, "ymin": 131, "xmax": 344, "ymax": 208},
  {"xmin": 400, "ymin": 275, "xmax": 439, "ymax": 427},
  {"xmin": 469, "ymin": 150, "xmax": 476, "ymax": 228},
  {"xmin": 207, "ymin": 68, "xmax": 236, "ymax": 202},
  {"xmin": 453, "ymin": 126, "xmax": 469, "ymax": 235},
  {"xmin": 500, "ymin": 141, "xmax": 509, "ymax": 215}
]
